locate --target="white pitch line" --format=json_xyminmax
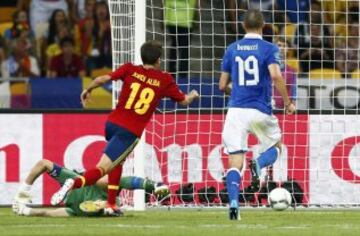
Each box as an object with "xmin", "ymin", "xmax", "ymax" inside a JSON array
[
  {"xmin": 3, "ymin": 223, "xmax": 270, "ymax": 230},
  {"xmin": 4, "ymin": 224, "xmax": 69, "ymax": 228},
  {"xmin": 200, "ymin": 224, "xmax": 231, "ymax": 228},
  {"xmin": 5, "ymin": 224, "xmax": 69, "ymax": 228},
  {"xmin": 275, "ymin": 225, "xmax": 311, "ymax": 230},
  {"xmin": 322, "ymin": 224, "xmax": 360, "ymax": 230},
  {"xmin": 298, "ymin": 212, "xmax": 344, "ymax": 215},
  {"xmin": 9, "ymin": 223, "xmax": 359, "ymax": 231},
  {"xmin": 113, "ymin": 224, "xmax": 163, "ymax": 229},
  {"xmin": 236, "ymin": 224, "xmax": 268, "ymax": 229}
]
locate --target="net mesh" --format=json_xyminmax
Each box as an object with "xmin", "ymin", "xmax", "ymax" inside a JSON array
[{"xmin": 109, "ymin": 0, "xmax": 360, "ymax": 208}]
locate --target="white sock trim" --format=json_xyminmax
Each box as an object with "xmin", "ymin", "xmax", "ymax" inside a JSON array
[
  {"xmin": 19, "ymin": 183, "xmax": 32, "ymax": 192},
  {"xmin": 226, "ymin": 167, "xmax": 241, "ymax": 176},
  {"xmin": 274, "ymin": 147, "xmax": 281, "ymax": 156}
]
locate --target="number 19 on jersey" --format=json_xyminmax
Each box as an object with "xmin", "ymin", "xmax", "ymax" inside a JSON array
[{"xmin": 235, "ymin": 56, "xmax": 259, "ymax": 86}]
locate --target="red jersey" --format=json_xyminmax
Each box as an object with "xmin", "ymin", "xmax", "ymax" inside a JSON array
[
  {"xmin": 50, "ymin": 53, "xmax": 84, "ymax": 78},
  {"xmin": 107, "ymin": 63, "xmax": 186, "ymax": 137}
]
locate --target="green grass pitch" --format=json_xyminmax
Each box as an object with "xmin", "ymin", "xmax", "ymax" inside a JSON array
[{"xmin": 1, "ymin": 207, "xmax": 360, "ymax": 236}]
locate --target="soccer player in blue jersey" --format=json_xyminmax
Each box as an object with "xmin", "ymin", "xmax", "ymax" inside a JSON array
[{"xmin": 219, "ymin": 9, "xmax": 296, "ymax": 220}]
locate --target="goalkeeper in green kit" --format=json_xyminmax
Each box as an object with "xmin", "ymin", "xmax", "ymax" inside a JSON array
[{"xmin": 12, "ymin": 159, "xmax": 169, "ymax": 217}]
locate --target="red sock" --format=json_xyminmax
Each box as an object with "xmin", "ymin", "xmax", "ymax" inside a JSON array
[
  {"xmin": 107, "ymin": 165, "xmax": 123, "ymax": 206},
  {"xmin": 73, "ymin": 167, "xmax": 104, "ymax": 189}
]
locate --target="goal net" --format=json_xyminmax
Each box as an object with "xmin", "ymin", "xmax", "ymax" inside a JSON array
[{"xmin": 109, "ymin": 0, "xmax": 360, "ymax": 209}]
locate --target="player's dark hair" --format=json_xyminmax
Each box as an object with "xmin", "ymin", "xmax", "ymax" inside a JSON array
[
  {"xmin": 47, "ymin": 9, "xmax": 69, "ymax": 45},
  {"xmin": 243, "ymin": 9, "xmax": 264, "ymax": 30},
  {"xmin": 141, "ymin": 40, "xmax": 162, "ymax": 65}
]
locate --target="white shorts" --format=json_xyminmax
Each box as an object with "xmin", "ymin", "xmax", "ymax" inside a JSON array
[{"xmin": 222, "ymin": 108, "xmax": 281, "ymax": 154}]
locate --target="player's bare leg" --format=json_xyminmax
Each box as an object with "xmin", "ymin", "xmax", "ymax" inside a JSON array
[
  {"xmin": 51, "ymin": 154, "xmax": 112, "ymax": 205},
  {"xmin": 94, "ymin": 175, "xmax": 109, "ymax": 190},
  {"xmin": 249, "ymin": 141, "xmax": 282, "ymax": 191},
  {"xmin": 25, "ymin": 159, "xmax": 54, "ymax": 184},
  {"xmin": 15, "ymin": 160, "xmax": 54, "ymax": 204},
  {"xmin": 226, "ymin": 153, "xmax": 244, "ymax": 221}
]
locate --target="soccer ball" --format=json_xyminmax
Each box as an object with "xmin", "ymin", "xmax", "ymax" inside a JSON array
[{"xmin": 268, "ymin": 187, "xmax": 292, "ymax": 211}]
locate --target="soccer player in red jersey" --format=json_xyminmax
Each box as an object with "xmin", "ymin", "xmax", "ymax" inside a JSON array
[{"xmin": 51, "ymin": 40, "xmax": 199, "ymax": 215}]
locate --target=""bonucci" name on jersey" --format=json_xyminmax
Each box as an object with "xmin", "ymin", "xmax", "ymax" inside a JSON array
[{"xmin": 237, "ymin": 44, "xmax": 258, "ymax": 51}]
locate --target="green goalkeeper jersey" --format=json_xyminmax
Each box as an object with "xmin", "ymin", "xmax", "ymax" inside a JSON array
[
  {"xmin": 52, "ymin": 167, "xmax": 114, "ymax": 216},
  {"xmin": 51, "ymin": 166, "xmax": 155, "ymax": 216}
]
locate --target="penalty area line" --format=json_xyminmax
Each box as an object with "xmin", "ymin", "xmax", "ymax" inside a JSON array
[{"xmin": 5, "ymin": 223, "xmax": 270, "ymax": 229}]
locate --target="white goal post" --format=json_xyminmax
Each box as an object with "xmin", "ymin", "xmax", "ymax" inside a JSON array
[
  {"xmin": 108, "ymin": 0, "xmax": 360, "ymax": 210},
  {"xmin": 109, "ymin": 0, "xmax": 146, "ymax": 211}
]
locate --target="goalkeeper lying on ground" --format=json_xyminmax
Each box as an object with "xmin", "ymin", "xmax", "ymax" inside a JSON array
[{"xmin": 12, "ymin": 159, "xmax": 169, "ymax": 217}]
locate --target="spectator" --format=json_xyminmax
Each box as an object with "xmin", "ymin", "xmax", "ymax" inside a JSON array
[
  {"xmin": 86, "ymin": 1, "xmax": 112, "ymax": 74},
  {"xmin": 164, "ymin": 0, "xmax": 197, "ymax": 78},
  {"xmin": 348, "ymin": 3, "xmax": 359, "ymax": 23},
  {"xmin": 308, "ymin": 0, "xmax": 322, "ymax": 24},
  {"xmin": 272, "ymin": 2, "xmax": 288, "ymax": 33},
  {"xmin": 276, "ymin": 0, "xmax": 310, "ymax": 23},
  {"xmin": 1, "ymin": 38, "xmax": 40, "ymax": 78},
  {"xmin": 321, "ymin": 0, "xmax": 347, "ymax": 25},
  {"xmin": 0, "ymin": 37, "xmax": 5, "ymax": 75},
  {"xmin": 235, "ymin": 0, "xmax": 275, "ymax": 23},
  {"xmin": 273, "ymin": 37, "xmax": 297, "ymax": 108},
  {"xmin": 4, "ymin": 10, "xmax": 30, "ymax": 40},
  {"xmin": 226, "ymin": 0, "xmax": 275, "ymax": 42},
  {"xmin": 73, "ymin": 0, "xmax": 98, "ymax": 21},
  {"xmin": 325, "ymin": 2, "xmax": 359, "ymax": 44},
  {"xmin": 46, "ymin": 9, "xmax": 71, "ymax": 46},
  {"xmin": 335, "ymin": 21, "xmax": 360, "ymax": 78},
  {"xmin": 48, "ymin": 37, "xmax": 85, "ymax": 78},
  {"xmin": 75, "ymin": 0, "xmax": 96, "ymax": 56},
  {"xmin": 3, "ymin": 10, "xmax": 35, "ymax": 55},
  {"xmin": 245, "ymin": 0, "xmax": 276, "ymax": 40},
  {"xmin": 39, "ymin": 9, "xmax": 71, "ymax": 74},
  {"xmin": 295, "ymin": 12, "xmax": 333, "ymax": 73},
  {"xmin": 16, "ymin": 0, "xmax": 75, "ymax": 36},
  {"xmin": 75, "ymin": 0, "xmax": 87, "ymax": 20},
  {"xmin": 16, "ymin": 0, "xmax": 31, "ymax": 13},
  {"xmin": 46, "ymin": 24, "xmax": 72, "ymax": 63}
]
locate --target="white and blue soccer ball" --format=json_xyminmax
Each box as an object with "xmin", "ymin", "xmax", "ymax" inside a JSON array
[{"xmin": 268, "ymin": 187, "xmax": 292, "ymax": 211}]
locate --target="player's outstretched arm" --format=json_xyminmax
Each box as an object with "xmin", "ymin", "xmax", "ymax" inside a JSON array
[
  {"xmin": 28, "ymin": 208, "xmax": 70, "ymax": 217},
  {"xmin": 81, "ymin": 74, "xmax": 112, "ymax": 106},
  {"xmin": 178, "ymin": 90, "xmax": 200, "ymax": 106},
  {"xmin": 13, "ymin": 201, "xmax": 70, "ymax": 217},
  {"xmin": 268, "ymin": 64, "xmax": 296, "ymax": 114},
  {"xmin": 219, "ymin": 72, "xmax": 232, "ymax": 95}
]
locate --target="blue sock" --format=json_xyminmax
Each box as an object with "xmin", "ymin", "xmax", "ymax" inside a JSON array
[
  {"xmin": 226, "ymin": 168, "xmax": 241, "ymax": 208},
  {"xmin": 257, "ymin": 146, "xmax": 279, "ymax": 169},
  {"xmin": 130, "ymin": 177, "xmax": 144, "ymax": 189}
]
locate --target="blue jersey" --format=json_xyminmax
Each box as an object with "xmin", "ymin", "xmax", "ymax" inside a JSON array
[{"xmin": 221, "ymin": 33, "xmax": 281, "ymax": 115}]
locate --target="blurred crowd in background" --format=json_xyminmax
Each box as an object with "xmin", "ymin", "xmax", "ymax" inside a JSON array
[
  {"xmin": 0, "ymin": 0, "xmax": 358, "ymax": 109},
  {"xmin": 228, "ymin": 0, "xmax": 360, "ymax": 79},
  {"xmin": 0, "ymin": 0, "xmax": 358, "ymax": 80},
  {"xmin": 0, "ymin": 0, "xmax": 111, "ymax": 79}
]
